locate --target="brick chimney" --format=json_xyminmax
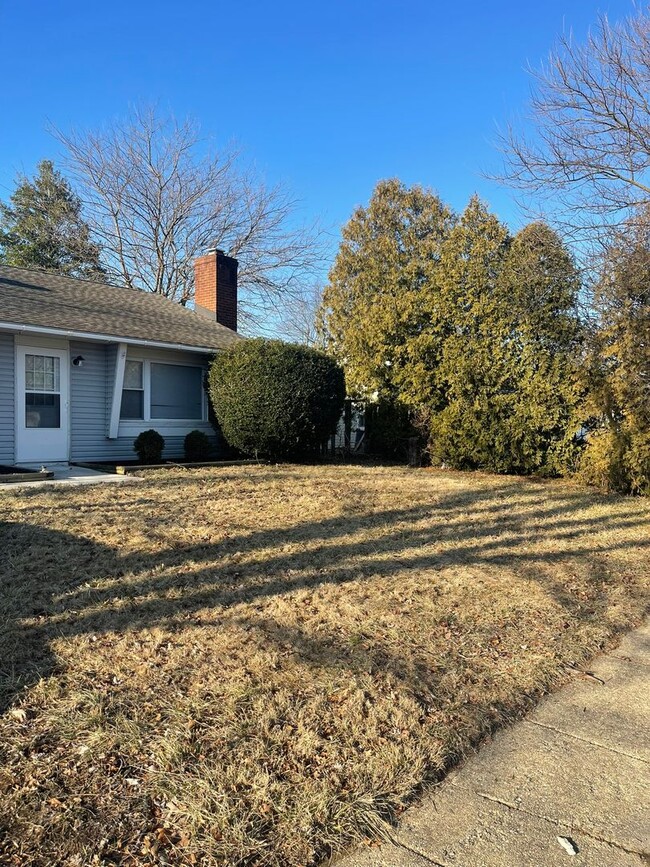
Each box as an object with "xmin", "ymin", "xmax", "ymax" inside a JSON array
[{"xmin": 194, "ymin": 248, "xmax": 238, "ymax": 332}]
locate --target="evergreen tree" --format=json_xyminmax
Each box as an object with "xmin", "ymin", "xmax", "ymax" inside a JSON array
[
  {"xmin": 318, "ymin": 179, "xmax": 455, "ymax": 402},
  {"xmin": 209, "ymin": 339, "xmax": 346, "ymax": 459},
  {"xmin": 427, "ymin": 197, "xmax": 513, "ymax": 469},
  {"xmin": 425, "ymin": 207, "xmax": 582, "ymax": 474},
  {"xmin": 0, "ymin": 160, "xmax": 104, "ymax": 279},
  {"xmin": 322, "ymin": 187, "xmax": 582, "ymax": 475},
  {"xmin": 579, "ymin": 213, "xmax": 650, "ymax": 492},
  {"xmin": 498, "ymin": 222, "xmax": 582, "ymax": 474}
]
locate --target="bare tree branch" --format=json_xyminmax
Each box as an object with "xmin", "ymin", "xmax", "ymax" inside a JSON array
[
  {"xmin": 495, "ymin": 10, "xmax": 650, "ymax": 246},
  {"xmin": 52, "ymin": 107, "xmax": 324, "ymax": 329},
  {"xmin": 273, "ymin": 281, "xmax": 325, "ymax": 345}
]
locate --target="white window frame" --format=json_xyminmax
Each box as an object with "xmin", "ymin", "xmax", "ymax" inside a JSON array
[{"xmin": 119, "ymin": 357, "xmax": 207, "ymax": 424}]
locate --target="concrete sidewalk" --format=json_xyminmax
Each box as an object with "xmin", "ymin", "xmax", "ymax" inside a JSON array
[
  {"xmin": 338, "ymin": 622, "xmax": 649, "ymax": 867},
  {"xmin": 0, "ymin": 463, "xmax": 142, "ymax": 491}
]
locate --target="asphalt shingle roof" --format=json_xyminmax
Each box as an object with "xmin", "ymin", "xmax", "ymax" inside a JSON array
[{"xmin": 0, "ymin": 265, "xmax": 241, "ymax": 351}]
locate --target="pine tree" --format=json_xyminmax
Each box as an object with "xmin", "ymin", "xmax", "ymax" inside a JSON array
[{"xmin": 0, "ymin": 160, "xmax": 104, "ymax": 279}]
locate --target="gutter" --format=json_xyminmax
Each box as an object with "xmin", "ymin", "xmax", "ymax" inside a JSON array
[{"xmin": 0, "ymin": 321, "xmax": 224, "ymax": 355}]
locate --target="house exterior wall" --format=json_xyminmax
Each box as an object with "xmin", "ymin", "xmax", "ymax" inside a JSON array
[
  {"xmin": 69, "ymin": 341, "xmax": 218, "ymax": 462},
  {"xmin": 0, "ymin": 331, "xmax": 221, "ymax": 465},
  {"xmin": 0, "ymin": 332, "xmax": 15, "ymax": 463}
]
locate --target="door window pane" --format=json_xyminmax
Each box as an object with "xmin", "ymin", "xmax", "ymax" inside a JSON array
[
  {"xmin": 26, "ymin": 393, "xmax": 61, "ymax": 428},
  {"xmin": 25, "ymin": 354, "xmax": 60, "ymax": 393},
  {"xmin": 24, "ymin": 355, "xmax": 62, "ymax": 427},
  {"xmin": 151, "ymin": 364, "xmax": 203, "ymax": 419}
]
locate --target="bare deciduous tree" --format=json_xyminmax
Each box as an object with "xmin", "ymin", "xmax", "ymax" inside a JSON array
[
  {"xmin": 275, "ymin": 281, "xmax": 325, "ymax": 345},
  {"xmin": 498, "ymin": 10, "xmax": 650, "ymax": 244},
  {"xmin": 54, "ymin": 107, "xmax": 323, "ymax": 328}
]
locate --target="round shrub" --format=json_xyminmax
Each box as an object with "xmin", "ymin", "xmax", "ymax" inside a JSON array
[
  {"xmin": 184, "ymin": 429, "xmax": 213, "ymax": 462},
  {"xmin": 575, "ymin": 425, "xmax": 650, "ymax": 495},
  {"xmin": 133, "ymin": 429, "xmax": 165, "ymax": 464},
  {"xmin": 209, "ymin": 338, "xmax": 346, "ymax": 459}
]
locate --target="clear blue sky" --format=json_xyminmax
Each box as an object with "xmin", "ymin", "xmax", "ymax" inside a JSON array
[{"xmin": 0, "ymin": 0, "xmax": 637, "ymax": 264}]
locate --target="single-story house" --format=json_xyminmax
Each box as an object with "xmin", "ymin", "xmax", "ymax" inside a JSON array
[{"xmin": 0, "ymin": 249, "xmax": 241, "ymax": 465}]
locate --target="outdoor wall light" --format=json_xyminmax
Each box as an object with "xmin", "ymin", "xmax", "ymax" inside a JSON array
[{"xmin": 72, "ymin": 355, "xmax": 85, "ymax": 367}]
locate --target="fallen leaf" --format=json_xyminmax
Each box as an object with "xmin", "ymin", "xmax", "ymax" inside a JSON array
[{"xmin": 9, "ymin": 708, "xmax": 27, "ymax": 723}]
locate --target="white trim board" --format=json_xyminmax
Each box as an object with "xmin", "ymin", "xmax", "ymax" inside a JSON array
[
  {"xmin": 108, "ymin": 342, "xmax": 128, "ymax": 439},
  {"xmin": 0, "ymin": 321, "xmax": 221, "ymax": 355}
]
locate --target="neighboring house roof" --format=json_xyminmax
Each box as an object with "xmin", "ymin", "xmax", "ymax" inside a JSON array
[{"xmin": 0, "ymin": 265, "xmax": 241, "ymax": 352}]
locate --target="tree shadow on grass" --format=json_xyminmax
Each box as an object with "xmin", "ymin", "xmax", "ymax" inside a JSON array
[{"xmin": 1, "ymin": 480, "xmax": 648, "ymax": 716}]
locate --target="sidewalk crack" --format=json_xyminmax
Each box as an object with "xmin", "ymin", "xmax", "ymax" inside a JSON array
[
  {"xmin": 475, "ymin": 790, "xmax": 647, "ymax": 856},
  {"xmin": 392, "ymin": 838, "xmax": 449, "ymax": 866},
  {"xmin": 380, "ymin": 827, "xmax": 450, "ymax": 866},
  {"xmin": 524, "ymin": 719, "xmax": 649, "ymax": 763},
  {"xmin": 610, "ymin": 653, "xmax": 650, "ymax": 668}
]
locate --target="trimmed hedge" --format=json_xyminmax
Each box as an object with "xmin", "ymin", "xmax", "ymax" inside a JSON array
[{"xmin": 208, "ymin": 339, "xmax": 346, "ymax": 459}]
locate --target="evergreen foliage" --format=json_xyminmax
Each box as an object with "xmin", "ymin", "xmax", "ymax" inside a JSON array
[
  {"xmin": 429, "ymin": 213, "xmax": 582, "ymax": 474},
  {"xmin": 318, "ymin": 179, "xmax": 455, "ymax": 403},
  {"xmin": 184, "ymin": 430, "xmax": 213, "ymax": 462},
  {"xmin": 209, "ymin": 339, "xmax": 346, "ymax": 459},
  {"xmin": 578, "ymin": 214, "xmax": 650, "ymax": 493},
  {"xmin": 0, "ymin": 160, "xmax": 104, "ymax": 278},
  {"xmin": 425, "ymin": 197, "xmax": 513, "ymax": 469},
  {"xmin": 320, "ymin": 185, "xmax": 582, "ymax": 476},
  {"xmin": 133, "ymin": 429, "xmax": 165, "ymax": 464}
]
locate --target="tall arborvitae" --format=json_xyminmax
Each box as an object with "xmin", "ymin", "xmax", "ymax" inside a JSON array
[
  {"xmin": 0, "ymin": 160, "xmax": 104, "ymax": 279},
  {"xmin": 427, "ymin": 196, "xmax": 513, "ymax": 470},
  {"xmin": 318, "ymin": 178, "xmax": 455, "ymax": 402},
  {"xmin": 429, "ymin": 206, "xmax": 582, "ymax": 474},
  {"xmin": 579, "ymin": 212, "xmax": 650, "ymax": 493},
  {"xmin": 323, "ymin": 187, "xmax": 583, "ymax": 474},
  {"xmin": 498, "ymin": 222, "xmax": 582, "ymax": 474}
]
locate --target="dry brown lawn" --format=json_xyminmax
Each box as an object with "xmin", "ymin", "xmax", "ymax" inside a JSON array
[{"xmin": 0, "ymin": 464, "xmax": 648, "ymax": 866}]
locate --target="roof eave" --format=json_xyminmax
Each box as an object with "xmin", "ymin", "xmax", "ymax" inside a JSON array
[{"xmin": 0, "ymin": 321, "xmax": 224, "ymax": 355}]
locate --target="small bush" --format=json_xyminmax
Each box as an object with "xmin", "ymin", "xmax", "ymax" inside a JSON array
[
  {"xmin": 133, "ymin": 429, "xmax": 165, "ymax": 464},
  {"xmin": 625, "ymin": 429, "xmax": 650, "ymax": 495},
  {"xmin": 184, "ymin": 429, "xmax": 213, "ymax": 462},
  {"xmin": 576, "ymin": 425, "xmax": 650, "ymax": 494},
  {"xmin": 209, "ymin": 339, "xmax": 346, "ymax": 460},
  {"xmin": 575, "ymin": 428, "xmax": 624, "ymax": 492}
]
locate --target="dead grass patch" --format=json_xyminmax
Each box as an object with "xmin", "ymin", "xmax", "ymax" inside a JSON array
[{"xmin": 0, "ymin": 464, "xmax": 648, "ymax": 865}]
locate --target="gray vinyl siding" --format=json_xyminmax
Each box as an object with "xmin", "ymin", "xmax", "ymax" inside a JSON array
[
  {"xmin": 0, "ymin": 332, "xmax": 15, "ymax": 463},
  {"xmin": 69, "ymin": 341, "xmax": 218, "ymax": 462},
  {"xmin": 105, "ymin": 343, "xmax": 117, "ymax": 426},
  {"xmin": 69, "ymin": 340, "xmax": 112, "ymax": 461}
]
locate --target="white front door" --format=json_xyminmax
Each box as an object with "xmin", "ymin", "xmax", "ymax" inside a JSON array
[{"xmin": 16, "ymin": 346, "xmax": 70, "ymax": 463}]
